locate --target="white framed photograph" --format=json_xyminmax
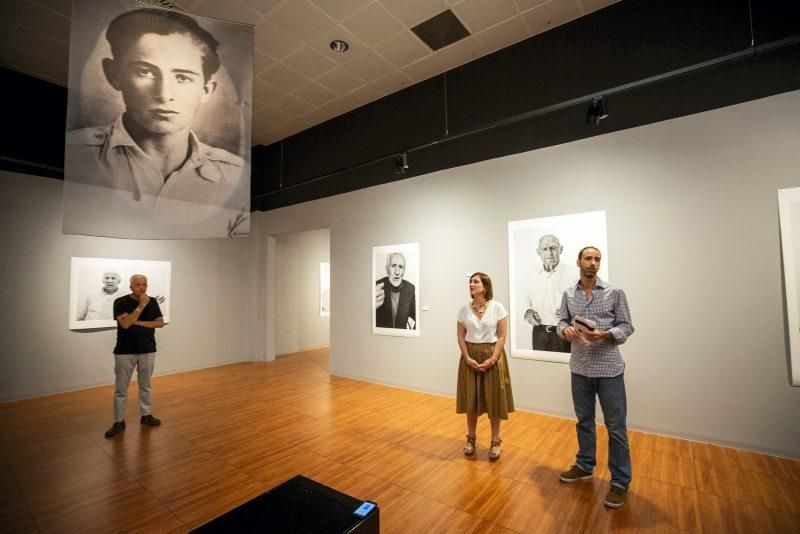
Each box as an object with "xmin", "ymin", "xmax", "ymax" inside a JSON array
[
  {"xmin": 508, "ymin": 211, "xmax": 608, "ymax": 363},
  {"xmin": 778, "ymin": 187, "xmax": 800, "ymax": 386},
  {"xmin": 69, "ymin": 257, "xmax": 172, "ymax": 330},
  {"xmin": 320, "ymin": 262, "xmax": 330, "ymax": 317},
  {"xmin": 372, "ymin": 243, "xmax": 420, "ymax": 337},
  {"xmin": 63, "ymin": 0, "xmax": 252, "ymax": 239}
]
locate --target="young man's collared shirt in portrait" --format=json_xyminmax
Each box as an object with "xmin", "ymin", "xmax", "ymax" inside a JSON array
[
  {"xmin": 64, "ymin": 116, "xmax": 249, "ymax": 239},
  {"xmin": 67, "ymin": 115, "xmax": 245, "ymax": 207}
]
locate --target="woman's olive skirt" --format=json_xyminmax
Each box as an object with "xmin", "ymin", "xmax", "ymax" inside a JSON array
[{"xmin": 456, "ymin": 342, "xmax": 515, "ymax": 420}]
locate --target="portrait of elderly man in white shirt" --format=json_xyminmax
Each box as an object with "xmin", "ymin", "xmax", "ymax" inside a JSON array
[
  {"xmin": 77, "ymin": 271, "xmax": 121, "ymax": 321},
  {"xmin": 64, "ymin": 7, "xmax": 249, "ymax": 239},
  {"xmin": 523, "ymin": 234, "xmax": 578, "ymax": 352}
]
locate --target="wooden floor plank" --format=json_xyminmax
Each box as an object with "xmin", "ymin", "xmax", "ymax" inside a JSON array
[
  {"xmin": 697, "ymin": 490, "xmax": 800, "ymax": 534},
  {"xmin": 0, "ymin": 452, "xmax": 37, "ymax": 533},
  {"xmin": 379, "ymin": 490, "xmax": 484, "ymax": 533},
  {"xmin": 631, "ymin": 448, "xmax": 697, "ymax": 490},
  {"xmin": 1, "ymin": 348, "xmax": 796, "ymax": 533}
]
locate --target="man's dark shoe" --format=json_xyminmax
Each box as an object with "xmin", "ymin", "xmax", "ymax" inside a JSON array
[
  {"xmin": 104, "ymin": 420, "xmax": 126, "ymax": 438},
  {"xmin": 559, "ymin": 465, "xmax": 593, "ymax": 483},
  {"xmin": 604, "ymin": 485, "xmax": 628, "ymax": 508},
  {"xmin": 140, "ymin": 414, "xmax": 161, "ymax": 426}
]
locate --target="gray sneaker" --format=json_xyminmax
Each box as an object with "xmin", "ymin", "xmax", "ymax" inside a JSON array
[
  {"xmin": 559, "ymin": 465, "xmax": 593, "ymax": 482},
  {"xmin": 604, "ymin": 485, "xmax": 628, "ymax": 508}
]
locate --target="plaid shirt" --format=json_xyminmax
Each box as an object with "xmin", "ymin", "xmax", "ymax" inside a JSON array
[{"xmin": 556, "ymin": 278, "xmax": 634, "ymax": 377}]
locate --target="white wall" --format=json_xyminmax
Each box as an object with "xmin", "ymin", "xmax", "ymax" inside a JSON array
[
  {"xmin": 251, "ymin": 91, "xmax": 800, "ymax": 458},
  {"xmin": 0, "ymin": 171, "xmax": 258, "ymax": 400},
  {"xmin": 275, "ymin": 228, "xmax": 330, "ymax": 354}
]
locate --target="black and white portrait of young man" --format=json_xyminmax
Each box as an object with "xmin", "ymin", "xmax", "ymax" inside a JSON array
[
  {"xmin": 372, "ymin": 243, "xmax": 420, "ymax": 337},
  {"xmin": 63, "ymin": 0, "xmax": 253, "ymax": 239}
]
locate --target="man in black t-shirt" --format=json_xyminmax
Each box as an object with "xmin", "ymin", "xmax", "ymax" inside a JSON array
[{"xmin": 105, "ymin": 274, "xmax": 166, "ymax": 438}]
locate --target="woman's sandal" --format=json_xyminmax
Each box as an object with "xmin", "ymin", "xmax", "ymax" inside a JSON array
[
  {"xmin": 488, "ymin": 438, "xmax": 502, "ymax": 461},
  {"xmin": 463, "ymin": 435, "xmax": 476, "ymax": 456}
]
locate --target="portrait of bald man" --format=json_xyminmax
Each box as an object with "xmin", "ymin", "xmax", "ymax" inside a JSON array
[
  {"xmin": 375, "ymin": 252, "xmax": 417, "ymax": 330},
  {"xmin": 524, "ymin": 234, "xmax": 578, "ymax": 352},
  {"xmin": 77, "ymin": 271, "xmax": 121, "ymax": 321}
]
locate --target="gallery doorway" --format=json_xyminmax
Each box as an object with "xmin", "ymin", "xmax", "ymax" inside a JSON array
[{"xmin": 273, "ymin": 227, "xmax": 330, "ymax": 366}]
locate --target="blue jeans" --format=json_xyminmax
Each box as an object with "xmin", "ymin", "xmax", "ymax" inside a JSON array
[{"xmin": 571, "ymin": 372, "xmax": 632, "ymax": 490}]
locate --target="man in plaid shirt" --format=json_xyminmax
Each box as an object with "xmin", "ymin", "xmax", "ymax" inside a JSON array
[{"xmin": 556, "ymin": 246, "xmax": 634, "ymax": 508}]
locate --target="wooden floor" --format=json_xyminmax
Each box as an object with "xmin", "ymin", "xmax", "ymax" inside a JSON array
[{"xmin": 1, "ymin": 349, "xmax": 798, "ymax": 533}]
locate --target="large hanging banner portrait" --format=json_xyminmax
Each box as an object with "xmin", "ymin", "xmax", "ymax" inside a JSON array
[
  {"xmin": 69, "ymin": 256, "xmax": 171, "ymax": 330},
  {"xmin": 778, "ymin": 187, "xmax": 800, "ymax": 386},
  {"xmin": 63, "ymin": 0, "xmax": 253, "ymax": 239},
  {"xmin": 372, "ymin": 243, "xmax": 420, "ymax": 337},
  {"xmin": 508, "ymin": 211, "xmax": 608, "ymax": 363}
]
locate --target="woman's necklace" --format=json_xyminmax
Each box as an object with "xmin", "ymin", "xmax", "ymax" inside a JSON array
[{"xmin": 471, "ymin": 300, "xmax": 488, "ymax": 315}]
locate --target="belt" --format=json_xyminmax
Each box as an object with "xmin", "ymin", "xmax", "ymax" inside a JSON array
[{"xmin": 533, "ymin": 324, "xmax": 558, "ymax": 333}]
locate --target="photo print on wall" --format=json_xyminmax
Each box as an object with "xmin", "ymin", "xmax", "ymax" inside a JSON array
[
  {"xmin": 320, "ymin": 262, "xmax": 330, "ymax": 317},
  {"xmin": 69, "ymin": 257, "xmax": 172, "ymax": 330},
  {"xmin": 372, "ymin": 243, "xmax": 420, "ymax": 337},
  {"xmin": 63, "ymin": 0, "xmax": 253, "ymax": 239},
  {"xmin": 508, "ymin": 211, "xmax": 608, "ymax": 363},
  {"xmin": 778, "ymin": 187, "xmax": 800, "ymax": 386}
]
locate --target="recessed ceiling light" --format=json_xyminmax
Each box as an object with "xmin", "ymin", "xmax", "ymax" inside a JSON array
[{"xmin": 330, "ymin": 40, "xmax": 349, "ymax": 53}]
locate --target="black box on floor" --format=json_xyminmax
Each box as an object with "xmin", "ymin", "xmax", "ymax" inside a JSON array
[{"xmin": 193, "ymin": 475, "xmax": 379, "ymax": 533}]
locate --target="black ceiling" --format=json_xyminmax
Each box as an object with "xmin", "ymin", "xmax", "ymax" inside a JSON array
[{"xmin": 250, "ymin": 0, "xmax": 800, "ymax": 211}]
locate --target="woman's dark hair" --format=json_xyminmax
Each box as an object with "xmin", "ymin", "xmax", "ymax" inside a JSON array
[{"xmin": 470, "ymin": 272, "xmax": 493, "ymax": 301}]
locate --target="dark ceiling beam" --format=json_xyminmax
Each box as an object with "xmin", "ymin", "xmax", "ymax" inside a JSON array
[
  {"xmin": 251, "ymin": 0, "xmax": 800, "ymax": 212},
  {"xmin": 0, "ymin": 67, "xmax": 67, "ymax": 179}
]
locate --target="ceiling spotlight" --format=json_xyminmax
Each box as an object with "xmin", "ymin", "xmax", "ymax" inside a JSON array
[
  {"xmin": 586, "ymin": 96, "xmax": 609, "ymax": 125},
  {"xmin": 394, "ymin": 153, "xmax": 408, "ymax": 174},
  {"xmin": 330, "ymin": 40, "xmax": 349, "ymax": 53}
]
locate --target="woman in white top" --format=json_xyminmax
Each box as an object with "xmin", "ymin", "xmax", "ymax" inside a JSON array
[{"xmin": 456, "ymin": 272, "xmax": 515, "ymax": 461}]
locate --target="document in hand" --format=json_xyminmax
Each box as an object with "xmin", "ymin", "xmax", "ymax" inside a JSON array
[{"xmin": 573, "ymin": 315, "xmax": 597, "ymax": 343}]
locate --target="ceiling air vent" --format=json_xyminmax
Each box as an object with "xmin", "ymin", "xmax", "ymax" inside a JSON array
[
  {"xmin": 411, "ymin": 9, "xmax": 470, "ymax": 51},
  {"xmin": 141, "ymin": 0, "xmax": 184, "ymax": 9}
]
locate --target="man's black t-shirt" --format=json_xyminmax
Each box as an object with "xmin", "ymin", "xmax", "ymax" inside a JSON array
[{"xmin": 113, "ymin": 295, "xmax": 163, "ymax": 354}]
